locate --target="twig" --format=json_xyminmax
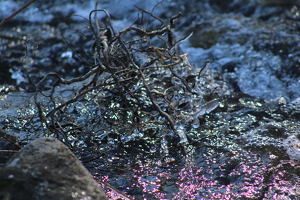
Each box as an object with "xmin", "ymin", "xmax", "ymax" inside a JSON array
[
  {"xmin": 0, "ymin": 0, "xmax": 38, "ymax": 28},
  {"xmin": 0, "ymin": 150, "xmax": 19, "ymax": 153},
  {"xmin": 198, "ymin": 61, "xmax": 210, "ymax": 78},
  {"xmin": 139, "ymin": 70, "xmax": 176, "ymax": 130},
  {"xmin": 0, "ymin": 128, "xmax": 21, "ymax": 150},
  {"xmin": 93, "ymin": 176, "xmax": 134, "ymax": 200}
]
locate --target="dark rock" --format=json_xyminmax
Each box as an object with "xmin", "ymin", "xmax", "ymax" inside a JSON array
[
  {"xmin": 0, "ymin": 137, "xmax": 107, "ymax": 200},
  {"xmin": 188, "ymin": 22, "xmax": 220, "ymax": 49}
]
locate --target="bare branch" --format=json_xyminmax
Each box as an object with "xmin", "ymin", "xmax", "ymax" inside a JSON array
[{"xmin": 0, "ymin": 0, "xmax": 37, "ymax": 28}]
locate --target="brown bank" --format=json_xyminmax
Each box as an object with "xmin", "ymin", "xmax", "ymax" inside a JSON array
[{"xmin": 0, "ymin": 137, "xmax": 107, "ymax": 200}]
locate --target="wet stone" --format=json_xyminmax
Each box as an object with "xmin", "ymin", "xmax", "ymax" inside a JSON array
[{"xmin": 0, "ymin": 137, "xmax": 107, "ymax": 200}]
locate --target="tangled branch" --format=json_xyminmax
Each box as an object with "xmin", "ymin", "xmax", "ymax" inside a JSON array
[{"xmin": 32, "ymin": 5, "xmax": 222, "ymax": 151}]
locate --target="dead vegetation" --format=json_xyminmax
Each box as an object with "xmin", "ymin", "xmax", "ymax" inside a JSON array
[{"xmin": 20, "ymin": 3, "xmax": 225, "ymax": 157}]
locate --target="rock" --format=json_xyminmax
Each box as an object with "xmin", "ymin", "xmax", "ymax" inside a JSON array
[
  {"xmin": 0, "ymin": 137, "xmax": 107, "ymax": 200},
  {"xmin": 283, "ymin": 135, "xmax": 300, "ymax": 163},
  {"xmin": 188, "ymin": 18, "xmax": 247, "ymax": 49}
]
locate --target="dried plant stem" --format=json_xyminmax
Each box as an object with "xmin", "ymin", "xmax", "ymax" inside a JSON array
[{"xmin": 0, "ymin": 0, "xmax": 38, "ymax": 28}]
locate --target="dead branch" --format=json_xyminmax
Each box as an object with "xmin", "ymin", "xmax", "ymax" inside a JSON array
[
  {"xmin": 0, "ymin": 0, "xmax": 38, "ymax": 28},
  {"xmin": 31, "ymin": 4, "xmax": 219, "ymax": 151}
]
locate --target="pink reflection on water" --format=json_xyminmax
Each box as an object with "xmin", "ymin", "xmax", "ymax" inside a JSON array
[
  {"xmin": 93, "ymin": 155, "xmax": 300, "ymax": 199},
  {"xmin": 173, "ymin": 163, "xmax": 221, "ymax": 199}
]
